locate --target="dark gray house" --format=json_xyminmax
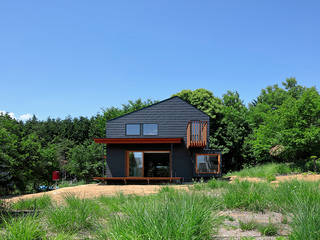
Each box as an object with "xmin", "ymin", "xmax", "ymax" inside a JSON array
[{"xmin": 94, "ymin": 96, "xmax": 221, "ymax": 183}]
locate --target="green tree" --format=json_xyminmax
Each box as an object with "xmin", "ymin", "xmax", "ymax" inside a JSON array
[
  {"xmin": 247, "ymin": 80, "xmax": 320, "ymax": 166},
  {"xmin": 65, "ymin": 141, "xmax": 103, "ymax": 182},
  {"xmin": 211, "ymin": 91, "xmax": 250, "ymax": 170}
]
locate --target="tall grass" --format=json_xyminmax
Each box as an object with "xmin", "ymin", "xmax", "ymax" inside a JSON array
[
  {"xmin": 2, "ymin": 215, "xmax": 46, "ymax": 240},
  {"xmin": 218, "ymin": 179, "xmax": 320, "ymax": 239},
  {"xmin": 280, "ymin": 181, "xmax": 320, "ymax": 239},
  {"xmin": 98, "ymin": 190, "xmax": 220, "ymax": 240},
  {"xmin": 47, "ymin": 195, "xmax": 101, "ymax": 233},
  {"xmin": 11, "ymin": 195, "xmax": 52, "ymax": 210},
  {"xmin": 222, "ymin": 180, "xmax": 272, "ymax": 212},
  {"xmin": 227, "ymin": 163, "xmax": 299, "ymax": 179}
]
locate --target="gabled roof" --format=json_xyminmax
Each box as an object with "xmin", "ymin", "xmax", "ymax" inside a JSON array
[{"xmin": 107, "ymin": 96, "xmax": 210, "ymax": 122}]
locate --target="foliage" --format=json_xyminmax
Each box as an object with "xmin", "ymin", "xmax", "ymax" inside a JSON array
[
  {"xmin": 227, "ymin": 163, "xmax": 299, "ymax": 179},
  {"xmin": 64, "ymin": 141, "xmax": 102, "ymax": 182},
  {"xmin": 246, "ymin": 78, "xmax": 320, "ymax": 165},
  {"xmin": 0, "ymin": 78, "xmax": 319, "ymax": 193}
]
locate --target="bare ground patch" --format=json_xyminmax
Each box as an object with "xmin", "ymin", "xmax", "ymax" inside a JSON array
[
  {"xmin": 215, "ymin": 210, "xmax": 290, "ymax": 240},
  {"xmin": 229, "ymin": 173, "xmax": 320, "ymax": 183}
]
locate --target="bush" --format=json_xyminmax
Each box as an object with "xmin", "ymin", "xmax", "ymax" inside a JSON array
[{"xmin": 305, "ymin": 158, "xmax": 320, "ymax": 172}]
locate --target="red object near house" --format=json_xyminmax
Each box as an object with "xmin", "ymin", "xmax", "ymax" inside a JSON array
[{"xmin": 52, "ymin": 171, "xmax": 60, "ymax": 181}]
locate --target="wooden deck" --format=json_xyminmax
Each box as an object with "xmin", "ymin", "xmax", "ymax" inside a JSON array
[{"xmin": 93, "ymin": 177, "xmax": 183, "ymax": 184}]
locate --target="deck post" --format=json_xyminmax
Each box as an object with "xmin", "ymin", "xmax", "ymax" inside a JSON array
[
  {"xmin": 104, "ymin": 145, "xmax": 107, "ymax": 177},
  {"xmin": 102, "ymin": 144, "xmax": 105, "ymax": 177},
  {"xmin": 170, "ymin": 143, "xmax": 174, "ymax": 178}
]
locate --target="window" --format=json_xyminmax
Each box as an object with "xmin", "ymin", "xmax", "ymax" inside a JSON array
[
  {"xmin": 126, "ymin": 124, "xmax": 140, "ymax": 135},
  {"xmin": 196, "ymin": 154, "xmax": 219, "ymax": 173},
  {"xmin": 143, "ymin": 124, "xmax": 158, "ymax": 135}
]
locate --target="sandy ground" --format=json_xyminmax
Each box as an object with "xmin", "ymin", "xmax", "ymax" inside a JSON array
[
  {"xmin": 3, "ymin": 184, "xmax": 189, "ymax": 204},
  {"xmin": 4, "ymin": 174, "xmax": 320, "ymax": 204},
  {"xmin": 229, "ymin": 173, "xmax": 320, "ymax": 183},
  {"xmin": 215, "ymin": 210, "xmax": 290, "ymax": 240}
]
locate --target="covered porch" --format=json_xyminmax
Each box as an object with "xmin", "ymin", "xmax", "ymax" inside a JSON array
[{"xmin": 93, "ymin": 138, "xmax": 183, "ymax": 183}]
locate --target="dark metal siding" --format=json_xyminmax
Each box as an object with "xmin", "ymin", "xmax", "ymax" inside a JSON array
[{"xmin": 106, "ymin": 97, "xmax": 210, "ymax": 145}]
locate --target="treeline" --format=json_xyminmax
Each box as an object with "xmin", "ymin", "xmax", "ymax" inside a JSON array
[{"xmin": 1, "ymin": 78, "xmax": 319, "ymax": 194}]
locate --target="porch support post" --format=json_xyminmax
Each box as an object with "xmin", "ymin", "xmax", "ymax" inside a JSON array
[
  {"xmin": 102, "ymin": 144, "xmax": 105, "ymax": 177},
  {"xmin": 171, "ymin": 143, "xmax": 174, "ymax": 177},
  {"xmin": 105, "ymin": 145, "xmax": 108, "ymax": 177}
]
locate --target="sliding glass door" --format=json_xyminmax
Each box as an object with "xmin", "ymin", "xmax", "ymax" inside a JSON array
[
  {"xmin": 128, "ymin": 152, "xmax": 143, "ymax": 177},
  {"xmin": 127, "ymin": 151, "xmax": 171, "ymax": 177}
]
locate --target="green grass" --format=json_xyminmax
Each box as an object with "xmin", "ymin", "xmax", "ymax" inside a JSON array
[
  {"xmin": 222, "ymin": 180, "xmax": 272, "ymax": 212},
  {"xmin": 46, "ymin": 195, "xmax": 101, "ymax": 234},
  {"xmin": 97, "ymin": 190, "xmax": 220, "ymax": 240},
  {"xmin": 191, "ymin": 178, "xmax": 229, "ymax": 191},
  {"xmin": 239, "ymin": 219, "xmax": 278, "ymax": 236},
  {"xmin": 257, "ymin": 222, "xmax": 278, "ymax": 236},
  {"xmin": 2, "ymin": 215, "xmax": 46, "ymax": 240},
  {"xmin": 227, "ymin": 163, "xmax": 300, "ymax": 179},
  {"xmin": 239, "ymin": 219, "xmax": 258, "ymax": 231},
  {"xmin": 57, "ymin": 180, "xmax": 86, "ymax": 188},
  {"xmin": 2, "ymin": 167, "xmax": 320, "ymax": 240},
  {"xmin": 11, "ymin": 195, "xmax": 52, "ymax": 210}
]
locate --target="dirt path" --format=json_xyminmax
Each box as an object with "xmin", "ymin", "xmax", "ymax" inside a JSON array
[
  {"xmin": 3, "ymin": 184, "xmax": 189, "ymax": 204},
  {"xmin": 229, "ymin": 173, "xmax": 320, "ymax": 183}
]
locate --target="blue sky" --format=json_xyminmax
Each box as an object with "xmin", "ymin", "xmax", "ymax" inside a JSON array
[{"xmin": 0, "ymin": 1, "xmax": 319, "ymax": 120}]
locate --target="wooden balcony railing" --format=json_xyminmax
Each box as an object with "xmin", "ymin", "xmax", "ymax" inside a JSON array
[{"xmin": 187, "ymin": 120, "xmax": 208, "ymax": 148}]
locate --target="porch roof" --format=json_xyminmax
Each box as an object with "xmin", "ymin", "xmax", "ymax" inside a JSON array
[{"xmin": 93, "ymin": 138, "xmax": 183, "ymax": 144}]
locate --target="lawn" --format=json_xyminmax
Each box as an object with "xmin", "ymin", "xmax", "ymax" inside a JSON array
[{"xmin": 1, "ymin": 166, "xmax": 320, "ymax": 239}]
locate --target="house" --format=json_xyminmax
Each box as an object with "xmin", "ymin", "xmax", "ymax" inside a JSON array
[{"xmin": 94, "ymin": 96, "xmax": 222, "ymax": 183}]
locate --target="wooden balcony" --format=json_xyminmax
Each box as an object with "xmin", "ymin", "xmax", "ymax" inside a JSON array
[{"xmin": 187, "ymin": 120, "xmax": 208, "ymax": 148}]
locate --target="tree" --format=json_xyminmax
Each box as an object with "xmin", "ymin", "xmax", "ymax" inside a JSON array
[
  {"xmin": 212, "ymin": 91, "xmax": 250, "ymax": 170},
  {"xmin": 65, "ymin": 141, "xmax": 103, "ymax": 182},
  {"xmin": 246, "ymin": 80, "xmax": 320, "ymax": 166}
]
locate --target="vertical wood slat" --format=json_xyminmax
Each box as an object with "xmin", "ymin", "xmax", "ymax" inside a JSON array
[{"xmin": 187, "ymin": 120, "xmax": 207, "ymax": 148}]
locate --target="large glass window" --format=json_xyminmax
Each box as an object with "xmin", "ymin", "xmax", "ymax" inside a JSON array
[
  {"xmin": 126, "ymin": 124, "xmax": 140, "ymax": 135},
  {"xmin": 143, "ymin": 124, "xmax": 158, "ymax": 135},
  {"xmin": 128, "ymin": 152, "xmax": 143, "ymax": 176},
  {"xmin": 196, "ymin": 154, "xmax": 219, "ymax": 173}
]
